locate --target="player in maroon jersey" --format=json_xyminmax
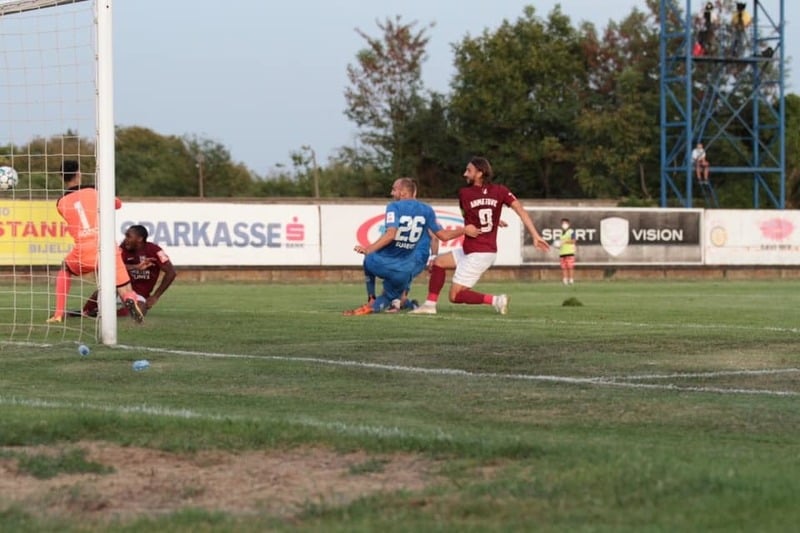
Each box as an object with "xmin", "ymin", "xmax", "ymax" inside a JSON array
[
  {"xmin": 77, "ymin": 225, "xmax": 177, "ymax": 317},
  {"xmin": 411, "ymin": 156, "xmax": 549, "ymax": 315}
]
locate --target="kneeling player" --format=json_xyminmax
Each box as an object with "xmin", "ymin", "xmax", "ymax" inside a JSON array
[{"xmin": 74, "ymin": 225, "xmax": 176, "ymax": 318}]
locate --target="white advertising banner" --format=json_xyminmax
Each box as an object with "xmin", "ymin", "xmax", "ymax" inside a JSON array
[
  {"xmin": 107, "ymin": 203, "xmax": 800, "ymax": 267},
  {"xmin": 705, "ymin": 210, "xmax": 800, "ymax": 265},
  {"xmin": 116, "ymin": 203, "xmax": 320, "ymax": 266},
  {"xmin": 320, "ymin": 204, "xmax": 522, "ymax": 266}
]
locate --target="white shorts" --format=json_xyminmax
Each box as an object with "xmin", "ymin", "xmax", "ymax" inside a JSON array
[{"xmin": 451, "ymin": 249, "xmax": 496, "ymax": 288}]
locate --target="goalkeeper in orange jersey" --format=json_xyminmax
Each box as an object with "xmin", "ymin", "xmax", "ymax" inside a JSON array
[
  {"xmin": 46, "ymin": 160, "xmax": 144, "ymax": 324},
  {"xmin": 76, "ymin": 224, "xmax": 177, "ymax": 318}
]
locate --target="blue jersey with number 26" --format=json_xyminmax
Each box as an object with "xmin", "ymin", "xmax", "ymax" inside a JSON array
[{"xmin": 370, "ymin": 199, "xmax": 442, "ymax": 271}]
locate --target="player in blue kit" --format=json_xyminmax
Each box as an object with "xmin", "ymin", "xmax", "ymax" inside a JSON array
[
  {"xmin": 363, "ymin": 179, "xmax": 440, "ymax": 312},
  {"xmin": 344, "ymin": 178, "xmax": 477, "ymax": 316}
]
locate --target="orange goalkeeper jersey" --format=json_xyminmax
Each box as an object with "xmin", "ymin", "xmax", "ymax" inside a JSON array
[{"xmin": 57, "ymin": 185, "xmax": 122, "ymax": 246}]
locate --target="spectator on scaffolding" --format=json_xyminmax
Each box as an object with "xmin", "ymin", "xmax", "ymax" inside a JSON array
[
  {"xmin": 699, "ymin": 2, "xmax": 716, "ymax": 53},
  {"xmin": 692, "ymin": 142, "xmax": 710, "ymax": 184},
  {"xmin": 733, "ymin": 2, "xmax": 751, "ymax": 30},
  {"xmin": 729, "ymin": 3, "xmax": 751, "ymax": 57}
]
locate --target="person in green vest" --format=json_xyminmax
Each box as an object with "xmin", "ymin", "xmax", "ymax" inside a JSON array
[{"xmin": 557, "ymin": 218, "xmax": 577, "ymax": 285}]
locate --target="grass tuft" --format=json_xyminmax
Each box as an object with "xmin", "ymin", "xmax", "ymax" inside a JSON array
[{"xmin": 12, "ymin": 448, "xmax": 113, "ymax": 479}]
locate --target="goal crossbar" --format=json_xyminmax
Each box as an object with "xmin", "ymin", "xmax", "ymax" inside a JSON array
[{"xmin": 0, "ymin": 0, "xmax": 88, "ymax": 16}]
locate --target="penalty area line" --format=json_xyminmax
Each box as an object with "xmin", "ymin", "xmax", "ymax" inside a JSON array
[
  {"xmin": 609, "ymin": 368, "xmax": 800, "ymax": 381},
  {"xmin": 597, "ymin": 380, "xmax": 799, "ymax": 397},
  {"xmin": 115, "ymin": 344, "xmax": 799, "ymax": 397},
  {"xmin": 116, "ymin": 344, "xmax": 601, "ymax": 384}
]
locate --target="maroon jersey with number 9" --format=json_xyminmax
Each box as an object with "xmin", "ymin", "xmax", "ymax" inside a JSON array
[{"xmin": 458, "ymin": 183, "xmax": 517, "ymax": 254}]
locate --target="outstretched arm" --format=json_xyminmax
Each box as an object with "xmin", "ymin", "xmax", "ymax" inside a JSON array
[
  {"xmin": 355, "ymin": 224, "xmax": 478, "ymax": 255},
  {"xmin": 434, "ymin": 224, "xmax": 479, "ymax": 242},
  {"xmin": 510, "ymin": 200, "xmax": 550, "ymax": 251},
  {"xmin": 146, "ymin": 262, "xmax": 177, "ymax": 309},
  {"xmin": 354, "ymin": 227, "xmax": 398, "ymax": 255},
  {"xmin": 428, "ymin": 229, "xmax": 440, "ymax": 256}
]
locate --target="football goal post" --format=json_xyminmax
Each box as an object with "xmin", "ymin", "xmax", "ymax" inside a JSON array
[{"xmin": 0, "ymin": 0, "xmax": 119, "ymax": 347}]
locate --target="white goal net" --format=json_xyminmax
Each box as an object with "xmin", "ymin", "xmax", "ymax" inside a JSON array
[{"xmin": 0, "ymin": 0, "xmax": 118, "ymax": 347}]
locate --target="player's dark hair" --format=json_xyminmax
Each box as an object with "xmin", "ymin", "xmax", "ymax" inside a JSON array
[
  {"xmin": 469, "ymin": 156, "xmax": 493, "ymax": 182},
  {"xmin": 128, "ymin": 224, "xmax": 149, "ymax": 241},
  {"xmin": 61, "ymin": 160, "xmax": 79, "ymax": 182}
]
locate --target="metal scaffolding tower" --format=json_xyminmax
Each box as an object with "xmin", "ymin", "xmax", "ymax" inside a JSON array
[{"xmin": 659, "ymin": 0, "xmax": 785, "ymax": 208}]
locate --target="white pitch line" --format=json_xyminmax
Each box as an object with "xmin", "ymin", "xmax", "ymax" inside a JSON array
[
  {"xmin": 0, "ymin": 396, "xmax": 227, "ymax": 420},
  {"xmin": 115, "ymin": 344, "xmax": 800, "ymax": 397},
  {"xmin": 610, "ymin": 368, "xmax": 800, "ymax": 381},
  {"xmin": 1, "ymin": 340, "xmax": 56, "ymax": 348},
  {"xmin": 461, "ymin": 371, "xmax": 799, "ymax": 397},
  {"xmin": 291, "ymin": 308, "xmax": 800, "ymax": 335},
  {"xmin": 0, "ymin": 395, "xmax": 454, "ymax": 441},
  {"xmin": 596, "ymin": 380, "xmax": 799, "ymax": 397},
  {"xmin": 541, "ymin": 318, "xmax": 800, "ymax": 335}
]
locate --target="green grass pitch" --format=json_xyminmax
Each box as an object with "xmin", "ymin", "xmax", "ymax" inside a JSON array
[{"xmin": 1, "ymin": 279, "xmax": 799, "ymax": 531}]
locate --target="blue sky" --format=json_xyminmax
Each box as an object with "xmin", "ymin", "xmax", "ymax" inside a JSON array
[{"xmin": 113, "ymin": 0, "xmax": 797, "ymax": 175}]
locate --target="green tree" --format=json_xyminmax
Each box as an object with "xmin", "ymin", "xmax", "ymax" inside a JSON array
[
  {"xmin": 329, "ymin": 145, "xmax": 392, "ymax": 197},
  {"xmin": 448, "ymin": 6, "xmax": 584, "ymax": 198},
  {"xmin": 393, "ymin": 93, "xmax": 465, "ymax": 197},
  {"xmin": 344, "ymin": 16, "xmax": 434, "ymax": 177},
  {"xmin": 115, "ymin": 127, "xmax": 256, "ymax": 197},
  {"xmin": 785, "ymin": 93, "xmax": 800, "ymax": 208},
  {"xmin": 574, "ymin": 6, "xmax": 661, "ymax": 201},
  {"xmin": 183, "ymin": 135, "xmax": 255, "ymax": 197},
  {"xmin": 253, "ymin": 168, "xmax": 305, "ymax": 197},
  {"xmin": 115, "ymin": 126, "xmax": 196, "ymax": 196},
  {"xmin": 255, "ymin": 148, "xmax": 387, "ymax": 199}
]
